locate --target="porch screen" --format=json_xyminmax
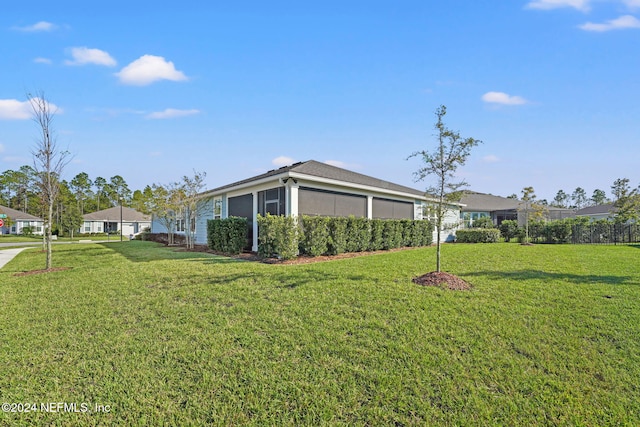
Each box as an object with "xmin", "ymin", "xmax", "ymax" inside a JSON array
[
  {"xmin": 298, "ymin": 187, "xmax": 366, "ymax": 217},
  {"xmin": 227, "ymin": 193, "xmax": 253, "ymax": 249},
  {"xmin": 372, "ymin": 198, "xmax": 414, "ymax": 220}
]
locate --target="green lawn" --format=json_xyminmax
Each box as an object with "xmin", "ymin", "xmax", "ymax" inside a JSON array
[
  {"xmin": 1, "ymin": 242, "xmax": 639, "ymax": 425},
  {"xmin": 0, "ymin": 234, "xmax": 115, "ymax": 243}
]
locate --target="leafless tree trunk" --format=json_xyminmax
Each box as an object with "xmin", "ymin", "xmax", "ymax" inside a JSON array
[{"xmin": 29, "ymin": 91, "xmax": 70, "ymax": 270}]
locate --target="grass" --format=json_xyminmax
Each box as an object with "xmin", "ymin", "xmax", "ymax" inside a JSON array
[
  {"xmin": 0, "ymin": 234, "xmax": 119, "ymax": 243},
  {"xmin": 1, "ymin": 242, "xmax": 639, "ymax": 425}
]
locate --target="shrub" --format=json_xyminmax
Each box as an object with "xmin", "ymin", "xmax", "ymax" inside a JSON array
[
  {"xmin": 382, "ymin": 220, "xmax": 402, "ymax": 249},
  {"xmin": 207, "ymin": 217, "xmax": 248, "ymax": 254},
  {"xmin": 499, "ymin": 220, "xmax": 519, "ymax": 242},
  {"xmin": 369, "ymin": 219, "xmax": 385, "ymax": 251},
  {"xmin": 456, "ymin": 228, "xmax": 501, "ymax": 243},
  {"xmin": 327, "ymin": 217, "xmax": 348, "ymax": 255},
  {"xmin": 346, "ymin": 217, "xmax": 371, "ymax": 252},
  {"xmin": 257, "ymin": 214, "xmax": 299, "ymax": 260},
  {"xmin": 471, "ymin": 217, "xmax": 494, "ymax": 228},
  {"xmin": 299, "ymin": 216, "xmax": 330, "ymax": 256},
  {"xmin": 543, "ymin": 219, "xmax": 572, "ymax": 244}
]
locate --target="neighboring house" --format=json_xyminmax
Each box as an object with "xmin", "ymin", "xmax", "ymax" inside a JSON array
[
  {"xmin": 82, "ymin": 206, "xmax": 151, "ymax": 236},
  {"xmin": 153, "ymin": 160, "xmax": 462, "ymax": 250},
  {"xmin": 459, "ymin": 192, "xmax": 575, "ymax": 227},
  {"xmin": 0, "ymin": 205, "xmax": 44, "ymax": 235},
  {"xmin": 575, "ymin": 203, "xmax": 616, "ymax": 221}
]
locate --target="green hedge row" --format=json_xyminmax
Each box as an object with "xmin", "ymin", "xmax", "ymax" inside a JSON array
[
  {"xmin": 455, "ymin": 228, "xmax": 501, "ymax": 243},
  {"xmin": 207, "ymin": 217, "xmax": 248, "ymax": 254},
  {"xmin": 258, "ymin": 214, "xmax": 434, "ymax": 260}
]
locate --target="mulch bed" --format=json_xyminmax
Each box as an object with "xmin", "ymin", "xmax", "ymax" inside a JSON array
[
  {"xmin": 186, "ymin": 245, "xmax": 422, "ymax": 265},
  {"xmin": 14, "ymin": 267, "xmax": 72, "ymax": 277},
  {"xmin": 412, "ymin": 271, "xmax": 473, "ymax": 291}
]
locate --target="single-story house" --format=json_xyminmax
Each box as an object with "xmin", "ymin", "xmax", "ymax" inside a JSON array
[
  {"xmin": 154, "ymin": 160, "xmax": 462, "ymax": 250},
  {"xmin": 575, "ymin": 204, "xmax": 616, "ymax": 221},
  {"xmin": 459, "ymin": 192, "xmax": 575, "ymax": 227},
  {"xmin": 0, "ymin": 205, "xmax": 45, "ymax": 235},
  {"xmin": 82, "ymin": 206, "xmax": 151, "ymax": 236}
]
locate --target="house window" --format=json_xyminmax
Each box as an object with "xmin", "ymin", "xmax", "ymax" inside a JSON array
[
  {"xmin": 213, "ymin": 197, "xmax": 222, "ymax": 219},
  {"xmin": 258, "ymin": 187, "xmax": 286, "ymax": 216},
  {"xmin": 461, "ymin": 212, "xmax": 490, "ymax": 228},
  {"xmin": 176, "ymin": 219, "xmax": 185, "ymax": 232}
]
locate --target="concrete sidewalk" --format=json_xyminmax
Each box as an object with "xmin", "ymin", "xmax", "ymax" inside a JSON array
[{"xmin": 0, "ymin": 247, "xmax": 28, "ymax": 270}]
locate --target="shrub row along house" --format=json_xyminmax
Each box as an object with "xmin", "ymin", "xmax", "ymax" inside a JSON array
[{"xmin": 153, "ymin": 160, "xmax": 461, "ymax": 250}]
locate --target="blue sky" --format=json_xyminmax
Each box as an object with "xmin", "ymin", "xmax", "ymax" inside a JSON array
[{"xmin": 1, "ymin": 0, "xmax": 639, "ymax": 202}]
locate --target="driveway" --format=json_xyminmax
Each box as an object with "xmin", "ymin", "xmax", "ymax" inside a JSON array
[{"xmin": 0, "ymin": 247, "xmax": 28, "ymax": 269}]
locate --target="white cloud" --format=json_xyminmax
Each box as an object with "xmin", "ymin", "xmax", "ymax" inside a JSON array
[
  {"xmin": 65, "ymin": 47, "xmax": 117, "ymax": 66},
  {"xmin": 115, "ymin": 55, "xmax": 188, "ymax": 86},
  {"xmin": 525, "ymin": 0, "xmax": 590, "ymax": 11},
  {"xmin": 0, "ymin": 99, "xmax": 32, "ymax": 120},
  {"xmin": 13, "ymin": 21, "xmax": 57, "ymax": 32},
  {"xmin": 272, "ymin": 156, "xmax": 295, "ymax": 166},
  {"xmin": 482, "ymin": 155, "xmax": 500, "ymax": 163},
  {"xmin": 579, "ymin": 14, "xmax": 640, "ymax": 31},
  {"xmin": 0, "ymin": 98, "xmax": 61, "ymax": 120},
  {"xmin": 146, "ymin": 108, "xmax": 200, "ymax": 119},
  {"xmin": 33, "ymin": 57, "xmax": 52, "ymax": 64},
  {"xmin": 623, "ymin": 0, "xmax": 640, "ymax": 10},
  {"xmin": 481, "ymin": 91, "xmax": 529, "ymax": 105}
]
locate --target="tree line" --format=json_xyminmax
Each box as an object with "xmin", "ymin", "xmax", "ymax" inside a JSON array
[{"xmin": 503, "ymin": 179, "xmax": 639, "ymax": 210}]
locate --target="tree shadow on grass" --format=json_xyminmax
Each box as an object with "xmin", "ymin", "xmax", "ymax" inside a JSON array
[
  {"xmin": 97, "ymin": 242, "xmax": 239, "ymax": 264},
  {"xmin": 460, "ymin": 270, "xmax": 637, "ymax": 286}
]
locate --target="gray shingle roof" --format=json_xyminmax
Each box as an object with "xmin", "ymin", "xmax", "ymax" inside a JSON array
[
  {"xmin": 576, "ymin": 203, "xmax": 616, "ymax": 216},
  {"xmin": 459, "ymin": 192, "xmax": 575, "ymax": 213},
  {"xmin": 203, "ymin": 160, "xmax": 427, "ymax": 198},
  {"xmin": 0, "ymin": 205, "xmax": 43, "ymax": 221},
  {"xmin": 83, "ymin": 206, "xmax": 151, "ymax": 222}
]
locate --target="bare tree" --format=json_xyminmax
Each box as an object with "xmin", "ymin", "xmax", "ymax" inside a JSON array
[
  {"xmin": 409, "ymin": 105, "xmax": 481, "ymax": 272},
  {"xmin": 29, "ymin": 91, "xmax": 70, "ymax": 270}
]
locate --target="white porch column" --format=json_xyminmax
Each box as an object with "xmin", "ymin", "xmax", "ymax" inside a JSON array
[
  {"xmin": 252, "ymin": 191, "xmax": 259, "ymax": 252},
  {"xmin": 288, "ymin": 184, "xmax": 299, "ymax": 217},
  {"xmin": 367, "ymin": 196, "xmax": 373, "ymax": 219}
]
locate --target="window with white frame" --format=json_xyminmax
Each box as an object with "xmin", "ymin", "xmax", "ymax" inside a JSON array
[{"xmin": 213, "ymin": 197, "xmax": 222, "ymax": 219}]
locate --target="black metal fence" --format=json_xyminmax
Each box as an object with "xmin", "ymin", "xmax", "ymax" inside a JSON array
[{"xmin": 570, "ymin": 223, "xmax": 640, "ymax": 245}]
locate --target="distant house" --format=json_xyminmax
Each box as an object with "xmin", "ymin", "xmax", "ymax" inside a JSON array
[
  {"xmin": 153, "ymin": 160, "xmax": 461, "ymax": 250},
  {"xmin": 575, "ymin": 204, "xmax": 616, "ymax": 221},
  {"xmin": 459, "ymin": 192, "xmax": 575, "ymax": 227},
  {"xmin": 0, "ymin": 205, "xmax": 44, "ymax": 235},
  {"xmin": 82, "ymin": 207, "xmax": 151, "ymax": 236}
]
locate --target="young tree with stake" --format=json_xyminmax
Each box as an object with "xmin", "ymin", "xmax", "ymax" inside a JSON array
[
  {"xmin": 29, "ymin": 91, "xmax": 70, "ymax": 270},
  {"xmin": 409, "ymin": 105, "xmax": 481, "ymax": 272}
]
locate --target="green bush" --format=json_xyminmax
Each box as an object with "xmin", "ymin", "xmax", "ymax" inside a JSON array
[
  {"xmin": 369, "ymin": 219, "xmax": 385, "ymax": 251},
  {"xmin": 456, "ymin": 228, "xmax": 501, "ymax": 243},
  {"xmin": 327, "ymin": 217, "xmax": 348, "ymax": 255},
  {"xmin": 346, "ymin": 217, "xmax": 371, "ymax": 252},
  {"xmin": 471, "ymin": 217, "xmax": 494, "ymax": 228},
  {"xmin": 207, "ymin": 217, "xmax": 248, "ymax": 254},
  {"xmin": 543, "ymin": 219, "xmax": 572, "ymax": 244},
  {"xmin": 382, "ymin": 220, "xmax": 402, "ymax": 249},
  {"xmin": 257, "ymin": 214, "xmax": 299, "ymax": 260},
  {"xmin": 259, "ymin": 214, "xmax": 434, "ymax": 258},
  {"xmin": 499, "ymin": 220, "xmax": 519, "ymax": 242},
  {"xmin": 299, "ymin": 216, "xmax": 330, "ymax": 257}
]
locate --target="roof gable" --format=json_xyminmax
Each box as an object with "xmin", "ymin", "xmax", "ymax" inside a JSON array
[
  {"xmin": 0, "ymin": 205, "xmax": 43, "ymax": 221},
  {"xmin": 83, "ymin": 206, "xmax": 151, "ymax": 222}
]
